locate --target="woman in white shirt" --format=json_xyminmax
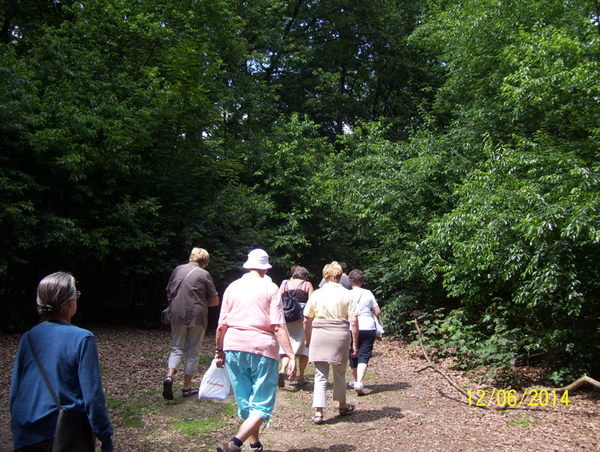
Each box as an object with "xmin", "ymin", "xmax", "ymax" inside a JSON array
[{"xmin": 347, "ymin": 269, "xmax": 381, "ymax": 395}]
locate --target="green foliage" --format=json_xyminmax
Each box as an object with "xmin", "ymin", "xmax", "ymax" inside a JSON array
[
  {"xmin": 238, "ymin": 0, "xmax": 440, "ymax": 140},
  {"xmin": 413, "ymin": 309, "xmax": 524, "ymax": 381},
  {"xmin": 404, "ymin": 0, "xmax": 600, "ymax": 383},
  {"xmin": 2, "ymin": 0, "xmax": 599, "ymax": 385},
  {"xmin": 0, "ymin": 0, "xmax": 279, "ymax": 324}
]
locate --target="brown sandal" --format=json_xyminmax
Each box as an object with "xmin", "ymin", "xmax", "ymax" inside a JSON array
[
  {"xmin": 339, "ymin": 403, "xmax": 356, "ymax": 416},
  {"xmin": 182, "ymin": 387, "xmax": 198, "ymax": 397}
]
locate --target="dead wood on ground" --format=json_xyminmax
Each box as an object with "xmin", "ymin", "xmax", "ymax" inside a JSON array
[{"xmin": 414, "ymin": 319, "xmax": 600, "ymax": 408}]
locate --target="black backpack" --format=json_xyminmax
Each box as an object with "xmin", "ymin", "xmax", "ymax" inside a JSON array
[{"xmin": 282, "ymin": 280, "xmax": 305, "ymax": 322}]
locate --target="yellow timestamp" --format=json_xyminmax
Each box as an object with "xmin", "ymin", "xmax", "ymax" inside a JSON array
[{"xmin": 468, "ymin": 389, "xmax": 569, "ymax": 408}]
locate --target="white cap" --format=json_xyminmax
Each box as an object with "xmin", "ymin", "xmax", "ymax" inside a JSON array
[{"xmin": 242, "ymin": 248, "xmax": 272, "ymax": 270}]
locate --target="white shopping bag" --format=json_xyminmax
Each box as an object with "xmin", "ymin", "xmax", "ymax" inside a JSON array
[
  {"xmin": 199, "ymin": 359, "xmax": 231, "ymax": 400},
  {"xmin": 374, "ymin": 314, "xmax": 385, "ymax": 339}
]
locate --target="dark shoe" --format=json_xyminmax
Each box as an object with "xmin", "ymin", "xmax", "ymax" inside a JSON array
[
  {"xmin": 296, "ymin": 377, "xmax": 308, "ymax": 386},
  {"xmin": 216, "ymin": 441, "xmax": 241, "ymax": 452},
  {"xmin": 162, "ymin": 376, "xmax": 174, "ymax": 400},
  {"xmin": 339, "ymin": 403, "xmax": 356, "ymax": 416},
  {"xmin": 182, "ymin": 387, "xmax": 198, "ymax": 398},
  {"xmin": 278, "ymin": 372, "xmax": 285, "ymax": 388},
  {"xmin": 250, "ymin": 444, "xmax": 263, "ymax": 452}
]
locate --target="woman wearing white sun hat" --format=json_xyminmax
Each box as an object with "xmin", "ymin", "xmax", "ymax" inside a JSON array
[{"xmin": 215, "ymin": 249, "xmax": 296, "ymax": 452}]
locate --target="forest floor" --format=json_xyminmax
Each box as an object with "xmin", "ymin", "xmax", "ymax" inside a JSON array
[{"xmin": 1, "ymin": 326, "xmax": 599, "ymax": 452}]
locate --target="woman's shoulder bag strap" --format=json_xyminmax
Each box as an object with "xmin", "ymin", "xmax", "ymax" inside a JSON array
[{"xmin": 27, "ymin": 331, "xmax": 62, "ymax": 409}]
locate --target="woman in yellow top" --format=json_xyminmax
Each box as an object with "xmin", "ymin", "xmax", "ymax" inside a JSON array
[{"xmin": 303, "ymin": 262, "xmax": 359, "ymax": 424}]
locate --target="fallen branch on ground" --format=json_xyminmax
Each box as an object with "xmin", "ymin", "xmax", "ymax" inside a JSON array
[
  {"xmin": 413, "ymin": 319, "xmax": 469, "ymax": 399},
  {"xmin": 414, "ymin": 319, "xmax": 600, "ymax": 406},
  {"xmin": 543, "ymin": 375, "xmax": 600, "ymax": 394}
]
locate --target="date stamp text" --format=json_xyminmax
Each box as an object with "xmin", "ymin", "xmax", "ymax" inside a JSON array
[{"xmin": 468, "ymin": 389, "xmax": 569, "ymax": 408}]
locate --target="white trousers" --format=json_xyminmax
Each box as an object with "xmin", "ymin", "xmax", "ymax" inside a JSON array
[{"xmin": 312, "ymin": 361, "xmax": 347, "ymax": 408}]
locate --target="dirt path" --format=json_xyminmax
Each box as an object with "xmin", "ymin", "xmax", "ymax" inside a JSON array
[{"xmin": 1, "ymin": 327, "xmax": 598, "ymax": 451}]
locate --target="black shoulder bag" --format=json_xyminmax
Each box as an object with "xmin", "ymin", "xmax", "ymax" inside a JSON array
[
  {"xmin": 282, "ymin": 280, "xmax": 305, "ymax": 322},
  {"xmin": 27, "ymin": 332, "xmax": 95, "ymax": 452}
]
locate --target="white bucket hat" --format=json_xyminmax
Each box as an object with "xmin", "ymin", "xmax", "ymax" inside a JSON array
[{"xmin": 243, "ymin": 248, "xmax": 272, "ymax": 270}]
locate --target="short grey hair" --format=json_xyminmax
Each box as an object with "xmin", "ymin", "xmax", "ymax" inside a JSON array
[{"xmin": 36, "ymin": 272, "xmax": 77, "ymax": 318}]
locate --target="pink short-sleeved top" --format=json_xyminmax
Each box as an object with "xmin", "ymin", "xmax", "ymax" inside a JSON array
[{"xmin": 218, "ymin": 273, "xmax": 285, "ymax": 361}]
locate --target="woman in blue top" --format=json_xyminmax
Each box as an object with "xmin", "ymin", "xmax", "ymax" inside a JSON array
[
  {"xmin": 9, "ymin": 272, "xmax": 114, "ymax": 452},
  {"xmin": 347, "ymin": 269, "xmax": 381, "ymax": 396}
]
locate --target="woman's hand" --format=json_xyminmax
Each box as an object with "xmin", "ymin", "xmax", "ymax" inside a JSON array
[
  {"xmin": 303, "ymin": 316, "xmax": 313, "ymax": 348},
  {"xmin": 215, "ymin": 323, "xmax": 228, "ymax": 367},
  {"xmin": 349, "ymin": 315, "xmax": 359, "ymax": 358},
  {"xmin": 215, "ymin": 350, "xmax": 225, "ymax": 367},
  {"xmin": 286, "ymin": 354, "xmax": 297, "ymax": 382}
]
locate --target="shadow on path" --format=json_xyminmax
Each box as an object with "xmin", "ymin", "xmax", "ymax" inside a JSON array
[{"xmin": 272, "ymin": 446, "xmax": 357, "ymax": 452}]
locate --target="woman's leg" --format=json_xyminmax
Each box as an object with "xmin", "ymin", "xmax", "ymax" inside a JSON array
[
  {"xmin": 222, "ymin": 352, "xmax": 278, "ymax": 449},
  {"xmin": 356, "ymin": 363, "xmax": 368, "ymax": 384},
  {"xmin": 331, "ymin": 363, "xmax": 347, "ymax": 407},
  {"xmin": 167, "ymin": 322, "xmax": 187, "ymax": 374},
  {"xmin": 312, "ymin": 362, "xmax": 329, "ymax": 415},
  {"xmin": 354, "ymin": 330, "xmax": 376, "ymax": 393},
  {"xmin": 279, "ymin": 355, "xmax": 290, "ymax": 373},
  {"xmin": 183, "ymin": 325, "xmax": 206, "ymax": 389},
  {"xmin": 164, "ymin": 323, "xmax": 187, "ymax": 399},
  {"xmin": 298, "ymin": 354, "xmax": 309, "ymax": 380},
  {"xmin": 349, "ymin": 361, "xmax": 358, "ymax": 384},
  {"xmin": 233, "ymin": 414, "xmax": 264, "ymax": 444}
]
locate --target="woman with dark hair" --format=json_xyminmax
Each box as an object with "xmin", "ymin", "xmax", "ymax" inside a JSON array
[
  {"xmin": 9, "ymin": 272, "xmax": 114, "ymax": 452},
  {"xmin": 347, "ymin": 269, "xmax": 381, "ymax": 396},
  {"xmin": 278, "ymin": 265, "xmax": 314, "ymax": 387}
]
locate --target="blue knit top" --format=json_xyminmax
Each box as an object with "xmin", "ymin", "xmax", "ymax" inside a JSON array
[{"xmin": 10, "ymin": 320, "xmax": 114, "ymax": 451}]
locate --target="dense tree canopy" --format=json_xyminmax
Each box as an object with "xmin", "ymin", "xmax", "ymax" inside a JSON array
[{"xmin": 1, "ymin": 0, "xmax": 599, "ymax": 382}]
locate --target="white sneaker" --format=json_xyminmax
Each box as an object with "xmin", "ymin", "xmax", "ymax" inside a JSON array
[
  {"xmin": 347, "ymin": 381, "xmax": 356, "ymax": 389},
  {"xmin": 354, "ymin": 382, "xmax": 366, "ymax": 396}
]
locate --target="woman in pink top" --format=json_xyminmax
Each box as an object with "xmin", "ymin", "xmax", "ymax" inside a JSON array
[{"xmin": 215, "ymin": 249, "xmax": 295, "ymax": 452}]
